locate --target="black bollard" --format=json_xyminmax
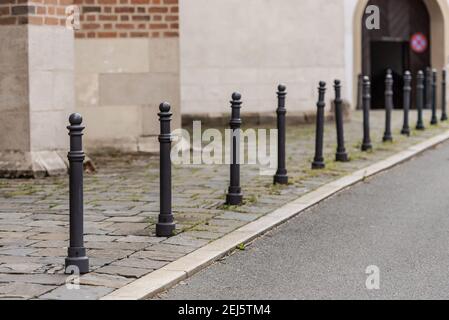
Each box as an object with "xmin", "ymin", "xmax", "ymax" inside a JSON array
[
  {"xmin": 442, "ymin": 69, "xmax": 448, "ymax": 121},
  {"xmin": 357, "ymin": 74, "xmax": 363, "ymax": 110},
  {"xmin": 425, "ymin": 67, "xmax": 432, "ymax": 110},
  {"xmin": 65, "ymin": 113, "xmax": 89, "ymax": 274},
  {"xmin": 226, "ymin": 92, "xmax": 243, "ymax": 205},
  {"xmin": 431, "ymin": 69, "xmax": 438, "ymax": 125},
  {"xmin": 334, "ymin": 80, "xmax": 349, "ymax": 162},
  {"xmin": 383, "ymin": 69, "xmax": 393, "ymax": 142},
  {"xmin": 156, "ymin": 102, "xmax": 175, "ymax": 237},
  {"xmin": 312, "ymin": 81, "xmax": 326, "ymax": 170},
  {"xmin": 361, "ymin": 76, "xmax": 373, "ymax": 152},
  {"xmin": 416, "ymin": 70, "xmax": 426, "ymax": 130},
  {"xmin": 401, "ymin": 71, "xmax": 412, "ymax": 136},
  {"xmin": 274, "ymin": 85, "xmax": 288, "ymax": 185}
]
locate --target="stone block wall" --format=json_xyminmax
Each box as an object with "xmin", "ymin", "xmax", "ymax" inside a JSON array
[
  {"xmin": 73, "ymin": 0, "xmax": 180, "ymax": 152},
  {"xmin": 0, "ymin": 1, "xmax": 75, "ymax": 177}
]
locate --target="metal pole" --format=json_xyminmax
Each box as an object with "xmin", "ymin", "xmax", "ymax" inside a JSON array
[
  {"xmin": 416, "ymin": 70, "xmax": 426, "ymax": 130},
  {"xmin": 401, "ymin": 71, "xmax": 412, "ymax": 136},
  {"xmin": 334, "ymin": 80, "xmax": 349, "ymax": 162},
  {"xmin": 442, "ymin": 69, "xmax": 448, "ymax": 121},
  {"xmin": 274, "ymin": 85, "xmax": 288, "ymax": 185},
  {"xmin": 312, "ymin": 81, "xmax": 326, "ymax": 170},
  {"xmin": 357, "ymin": 74, "xmax": 363, "ymax": 110},
  {"xmin": 425, "ymin": 67, "xmax": 432, "ymax": 110},
  {"xmin": 226, "ymin": 92, "xmax": 243, "ymax": 205},
  {"xmin": 431, "ymin": 69, "xmax": 438, "ymax": 125},
  {"xmin": 156, "ymin": 102, "xmax": 176, "ymax": 237},
  {"xmin": 65, "ymin": 113, "xmax": 89, "ymax": 274},
  {"xmin": 362, "ymin": 76, "xmax": 373, "ymax": 152},
  {"xmin": 383, "ymin": 69, "xmax": 393, "ymax": 142}
]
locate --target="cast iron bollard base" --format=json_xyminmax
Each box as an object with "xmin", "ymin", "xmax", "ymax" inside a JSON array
[
  {"xmin": 65, "ymin": 113, "xmax": 89, "ymax": 274},
  {"xmin": 335, "ymin": 152, "xmax": 349, "ymax": 162},
  {"xmin": 311, "ymin": 162, "xmax": 326, "ymax": 170},
  {"xmin": 311, "ymin": 82, "xmax": 326, "ymax": 170},
  {"xmin": 361, "ymin": 144, "xmax": 373, "ymax": 152},
  {"xmin": 226, "ymin": 188, "xmax": 243, "ymax": 206},
  {"xmin": 156, "ymin": 102, "xmax": 176, "ymax": 237},
  {"xmin": 273, "ymin": 173, "xmax": 288, "ymax": 185},
  {"xmin": 65, "ymin": 252, "xmax": 89, "ymax": 275},
  {"xmin": 226, "ymin": 92, "xmax": 244, "ymax": 206},
  {"xmin": 274, "ymin": 84, "xmax": 288, "ymax": 185}
]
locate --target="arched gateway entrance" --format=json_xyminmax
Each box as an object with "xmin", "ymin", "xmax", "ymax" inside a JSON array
[{"xmin": 353, "ymin": 0, "xmax": 449, "ymax": 109}]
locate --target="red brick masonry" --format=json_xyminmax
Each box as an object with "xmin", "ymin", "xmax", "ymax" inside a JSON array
[
  {"xmin": 0, "ymin": 0, "xmax": 179, "ymax": 38},
  {"xmin": 0, "ymin": 0, "xmax": 73, "ymax": 26},
  {"xmin": 74, "ymin": 0, "xmax": 178, "ymax": 38}
]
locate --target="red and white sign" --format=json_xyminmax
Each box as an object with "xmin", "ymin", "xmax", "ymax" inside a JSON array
[{"xmin": 411, "ymin": 33, "xmax": 428, "ymax": 53}]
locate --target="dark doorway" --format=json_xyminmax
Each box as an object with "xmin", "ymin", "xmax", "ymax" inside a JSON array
[
  {"xmin": 370, "ymin": 40, "xmax": 409, "ymax": 109},
  {"xmin": 362, "ymin": 0, "xmax": 431, "ymax": 109}
]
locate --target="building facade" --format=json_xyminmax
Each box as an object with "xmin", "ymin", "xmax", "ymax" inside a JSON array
[{"xmin": 1, "ymin": 0, "xmax": 449, "ymax": 176}]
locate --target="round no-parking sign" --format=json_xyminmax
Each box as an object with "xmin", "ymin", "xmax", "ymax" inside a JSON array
[{"xmin": 411, "ymin": 33, "xmax": 428, "ymax": 53}]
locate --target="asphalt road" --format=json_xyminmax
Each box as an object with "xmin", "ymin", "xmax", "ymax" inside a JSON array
[{"xmin": 157, "ymin": 140, "xmax": 449, "ymax": 300}]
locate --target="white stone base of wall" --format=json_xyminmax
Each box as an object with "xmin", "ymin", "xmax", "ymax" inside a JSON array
[{"xmin": 0, "ymin": 151, "xmax": 67, "ymax": 178}]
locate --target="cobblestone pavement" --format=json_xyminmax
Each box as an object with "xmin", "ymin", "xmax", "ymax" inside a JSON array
[{"xmin": 0, "ymin": 110, "xmax": 448, "ymax": 299}]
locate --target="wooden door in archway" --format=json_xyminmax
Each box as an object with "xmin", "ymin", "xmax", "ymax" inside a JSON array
[{"xmin": 362, "ymin": 0, "xmax": 430, "ymax": 109}]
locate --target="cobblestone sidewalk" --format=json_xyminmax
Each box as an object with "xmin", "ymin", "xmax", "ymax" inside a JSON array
[{"xmin": 0, "ymin": 110, "xmax": 447, "ymax": 299}]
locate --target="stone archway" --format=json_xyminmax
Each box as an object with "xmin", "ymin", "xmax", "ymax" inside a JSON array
[{"xmin": 352, "ymin": 0, "xmax": 449, "ymax": 107}]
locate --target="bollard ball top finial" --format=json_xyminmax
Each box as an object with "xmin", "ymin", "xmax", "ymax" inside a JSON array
[
  {"xmin": 404, "ymin": 70, "xmax": 411, "ymax": 78},
  {"xmin": 278, "ymin": 84, "xmax": 286, "ymax": 92},
  {"xmin": 232, "ymin": 92, "xmax": 242, "ymax": 101},
  {"xmin": 159, "ymin": 102, "xmax": 171, "ymax": 113},
  {"xmin": 334, "ymin": 79, "xmax": 341, "ymax": 86},
  {"xmin": 69, "ymin": 113, "xmax": 82, "ymax": 125}
]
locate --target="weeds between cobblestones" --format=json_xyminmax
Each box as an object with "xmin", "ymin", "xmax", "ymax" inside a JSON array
[{"xmin": 0, "ymin": 110, "xmax": 448, "ymax": 299}]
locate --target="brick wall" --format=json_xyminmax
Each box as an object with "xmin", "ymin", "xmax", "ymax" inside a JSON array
[
  {"xmin": 0, "ymin": 0, "xmax": 179, "ymax": 38},
  {"xmin": 0, "ymin": 0, "xmax": 73, "ymax": 26},
  {"xmin": 74, "ymin": 0, "xmax": 179, "ymax": 38}
]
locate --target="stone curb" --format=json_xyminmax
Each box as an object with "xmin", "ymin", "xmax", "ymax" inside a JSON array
[{"xmin": 101, "ymin": 129, "xmax": 449, "ymax": 300}]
